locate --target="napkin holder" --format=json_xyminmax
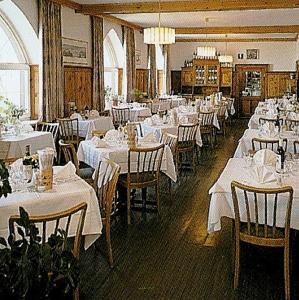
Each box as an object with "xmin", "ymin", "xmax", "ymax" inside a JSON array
[{"xmin": 127, "ymin": 123, "xmax": 136, "ymax": 149}]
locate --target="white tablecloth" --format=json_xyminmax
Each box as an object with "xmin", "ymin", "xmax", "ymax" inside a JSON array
[
  {"xmin": 0, "ymin": 167, "xmax": 102, "ymax": 249},
  {"xmin": 77, "ymin": 117, "xmax": 114, "ymax": 139},
  {"xmin": 150, "ymin": 101, "xmax": 172, "ymax": 114},
  {"xmin": 234, "ymin": 129, "xmax": 298, "ymax": 158},
  {"xmin": 129, "ymin": 107, "xmax": 152, "ymax": 121},
  {"xmin": 208, "ymin": 158, "xmax": 299, "ymax": 232},
  {"xmin": 0, "ymin": 131, "xmax": 55, "ymax": 160},
  {"xmin": 141, "ymin": 122, "xmax": 203, "ymax": 147},
  {"xmin": 77, "ymin": 141, "xmax": 177, "ymax": 182}
]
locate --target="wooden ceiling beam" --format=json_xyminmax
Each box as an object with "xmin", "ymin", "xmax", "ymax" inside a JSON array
[
  {"xmin": 79, "ymin": 0, "xmax": 299, "ymax": 14},
  {"xmin": 175, "ymin": 25, "xmax": 299, "ymax": 34},
  {"xmin": 49, "ymin": 0, "xmax": 82, "ymax": 10},
  {"xmin": 176, "ymin": 37, "xmax": 298, "ymax": 42}
]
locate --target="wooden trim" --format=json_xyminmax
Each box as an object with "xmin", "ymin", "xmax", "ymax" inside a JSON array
[
  {"xmin": 49, "ymin": 0, "xmax": 82, "ymax": 10},
  {"xmin": 176, "ymin": 37, "xmax": 298, "ymax": 43},
  {"xmin": 175, "ymin": 26, "xmax": 299, "ymax": 35},
  {"xmin": 78, "ymin": 1, "xmax": 299, "ymax": 14},
  {"xmin": 30, "ymin": 65, "xmax": 39, "ymax": 120}
]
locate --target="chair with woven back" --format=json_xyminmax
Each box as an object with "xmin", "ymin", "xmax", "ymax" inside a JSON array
[
  {"xmin": 119, "ymin": 144, "xmax": 165, "ymax": 225},
  {"xmin": 285, "ymin": 118, "xmax": 299, "ymax": 131},
  {"xmin": 111, "ymin": 107, "xmax": 130, "ymax": 127},
  {"xmin": 176, "ymin": 123, "xmax": 198, "ymax": 172},
  {"xmin": 9, "ymin": 202, "xmax": 87, "ymax": 300},
  {"xmin": 58, "ymin": 140, "xmax": 94, "ymax": 184},
  {"xmin": 199, "ymin": 111, "xmax": 214, "ymax": 147},
  {"xmin": 251, "ymin": 137, "xmax": 287, "ymax": 153},
  {"xmin": 259, "ymin": 117, "xmax": 283, "ymax": 127},
  {"xmin": 37, "ymin": 122, "xmax": 59, "ymax": 142},
  {"xmin": 93, "ymin": 160, "xmax": 120, "ymax": 267},
  {"xmin": 231, "ymin": 181, "xmax": 293, "ymax": 300}
]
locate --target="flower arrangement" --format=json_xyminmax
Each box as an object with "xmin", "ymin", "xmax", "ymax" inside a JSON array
[
  {"xmin": 23, "ymin": 154, "xmax": 39, "ymax": 169},
  {"xmin": 0, "ymin": 160, "xmax": 12, "ymax": 198},
  {"xmin": 0, "ymin": 96, "xmax": 26, "ymax": 124}
]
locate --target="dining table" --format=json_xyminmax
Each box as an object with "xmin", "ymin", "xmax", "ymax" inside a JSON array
[{"xmin": 0, "ymin": 165, "xmax": 102, "ymax": 249}]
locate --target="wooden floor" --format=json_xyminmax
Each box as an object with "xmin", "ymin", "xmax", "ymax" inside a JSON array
[{"xmin": 80, "ymin": 119, "xmax": 299, "ymax": 300}]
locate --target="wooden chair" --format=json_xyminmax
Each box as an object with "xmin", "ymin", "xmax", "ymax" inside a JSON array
[
  {"xmin": 231, "ymin": 181, "xmax": 293, "ymax": 300},
  {"xmin": 176, "ymin": 123, "xmax": 198, "ymax": 172},
  {"xmin": 285, "ymin": 118, "xmax": 299, "ymax": 131},
  {"xmin": 57, "ymin": 118, "xmax": 80, "ymax": 148},
  {"xmin": 216, "ymin": 103, "xmax": 228, "ymax": 136},
  {"xmin": 91, "ymin": 130, "xmax": 107, "ymax": 139},
  {"xmin": 259, "ymin": 117, "xmax": 283, "ymax": 127},
  {"xmin": 37, "ymin": 122, "xmax": 59, "ymax": 142},
  {"xmin": 111, "ymin": 107, "xmax": 130, "ymax": 127},
  {"xmin": 226, "ymin": 98, "xmax": 235, "ymax": 124},
  {"xmin": 199, "ymin": 111, "xmax": 214, "ymax": 147},
  {"xmin": 119, "ymin": 144, "xmax": 164, "ymax": 224},
  {"xmin": 9, "ymin": 202, "xmax": 87, "ymax": 300},
  {"xmin": 251, "ymin": 137, "xmax": 287, "ymax": 152},
  {"xmin": 137, "ymin": 115, "xmax": 149, "ymax": 122},
  {"xmin": 294, "ymin": 141, "xmax": 299, "ymax": 154},
  {"xmin": 59, "ymin": 140, "xmax": 94, "ymax": 184},
  {"xmin": 93, "ymin": 160, "xmax": 120, "ymax": 267},
  {"xmin": 129, "ymin": 121, "xmax": 143, "ymax": 137}
]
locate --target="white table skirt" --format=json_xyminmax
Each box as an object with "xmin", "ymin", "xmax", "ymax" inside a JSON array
[
  {"xmin": 208, "ymin": 158, "xmax": 299, "ymax": 232},
  {"xmin": 0, "ymin": 167, "xmax": 102, "ymax": 250},
  {"xmin": 141, "ymin": 123, "xmax": 203, "ymax": 147},
  {"xmin": 129, "ymin": 107, "xmax": 152, "ymax": 121},
  {"xmin": 77, "ymin": 141, "xmax": 177, "ymax": 182},
  {"xmin": 77, "ymin": 117, "xmax": 114, "ymax": 139},
  {"xmin": 150, "ymin": 101, "xmax": 172, "ymax": 114},
  {"xmin": 234, "ymin": 129, "xmax": 298, "ymax": 158},
  {"xmin": 0, "ymin": 131, "xmax": 55, "ymax": 160}
]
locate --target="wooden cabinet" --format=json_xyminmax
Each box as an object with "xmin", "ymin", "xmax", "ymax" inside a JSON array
[
  {"xmin": 181, "ymin": 67, "xmax": 194, "ymax": 86},
  {"xmin": 265, "ymin": 72, "xmax": 297, "ymax": 98},
  {"xmin": 220, "ymin": 67, "xmax": 233, "ymax": 87},
  {"xmin": 136, "ymin": 68, "xmax": 149, "ymax": 94},
  {"xmin": 64, "ymin": 66, "xmax": 92, "ymax": 114},
  {"xmin": 193, "ymin": 59, "xmax": 220, "ymax": 87}
]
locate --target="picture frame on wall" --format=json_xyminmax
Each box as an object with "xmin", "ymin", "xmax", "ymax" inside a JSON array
[
  {"xmin": 62, "ymin": 37, "xmax": 88, "ymax": 65},
  {"xmin": 135, "ymin": 49, "xmax": 141, "ymax": 65},
  {"xmin": 246, "ymin": 49, "xmax": 259, "ymax": 60}
]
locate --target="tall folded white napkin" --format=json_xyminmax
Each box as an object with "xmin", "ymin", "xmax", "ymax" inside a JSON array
[
  {"xmin": 10, "ymin": 158, "xmax": 23, "ymax": 171},
  {"xmin": 249, "ymin": 165, "xmax": 276, "ymax": 184},
  {"xmin": 261, "ymin": 122, "xmax": 276, "ymax": 137},
  {"xmin": 265, "ymin": 109, "xmax": 276, "ymax": 118},
  {"xmin": 55, "ymin": 161, "xmax": 76, "ymax": 180},
  {"xmin": 89, "ymin": 110, "xmax": 99, "ymax": 117},
  {"xmin": 21, "ymin": 123, "xmax": 34, "ymax": 133},
  {"xmin": 91, "ymin": 136, "xmax": 109, "ymax": 148},
  {"xmin": 253, "ymin": 149, "xmax": 277, "ymax": 167},
  {"xmin": 179, "ymin": 116, "xmax": 188, "ymax": 124},
  {"xmin": 70, "ymin": 113, "xmax": 83, "ymax": 121},
  {"xmin": 139, "ymin": 132, "xmax": 157, "ymax": 143},
  {"xmin": 151, "ymin": 114, "xmax": 160, "ymax": 125},
  {"xmin": 144, "ymin": 117, "xmax": 153, "ymax": 125},
  {"xmin": 104, "ymin": 129, "xmax": 118, "ymax": 141}
]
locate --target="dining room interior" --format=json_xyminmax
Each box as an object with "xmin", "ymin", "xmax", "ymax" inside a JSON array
[{"xmin": 1, "ymin": 0, "xmax": 299, "ymax": 299}]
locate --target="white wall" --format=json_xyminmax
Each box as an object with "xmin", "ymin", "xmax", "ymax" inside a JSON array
[
  {"xmin": 135, "ymin": 30, "xmax": 148, "ymax": 69},
  {"xmin": 170, "ymin": 41, "xmax": 298, "ymax": 71}
]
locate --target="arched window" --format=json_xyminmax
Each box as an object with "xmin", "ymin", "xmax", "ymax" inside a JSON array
[
  {"xmin": 104, "ymin": 29, "xmax": 124, "ymax": 96},
  {"xmin": 0, "ymin": 14, "xmax": 30, "ymax": 112}
]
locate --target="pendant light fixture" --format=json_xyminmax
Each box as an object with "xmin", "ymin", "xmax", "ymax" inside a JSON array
[
  {"xmin": 218, "ymin": 34, "xmax": 233, "ymax": 65},
  {"xmin": 197, "ymin": 18, "xmax": 216, "ymax": 59},
  {"xmin": 143, "ymin": 0, "xmax": 175, "ymax": 45}
]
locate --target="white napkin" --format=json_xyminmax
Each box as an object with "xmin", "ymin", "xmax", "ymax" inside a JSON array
[
  {"xmin": 261, "ymin": 122, "xmax": 276, "ymax": 137},
  {"xmin": 21, "ymin": 124, "xmax": 34, "ymax": 133},
  {"xmin": 151, "ymin": 114, "xmax": 160, "ymax": 125},
  {"xmin": 265, "ymin": 109, "xmax": 275, "ymax": 118},
  {"xmin": 104, "ymin": 129, "xmax": 118, "ymax": 141},
  {"xmin": 144, "ymin": 117, "xmax": 153, "ymax": 125},
  {"xmin": 10, "ymin": 158, "xmax": 23, "ymax": 171},
  {"xmin": 89, "ymin": 110, "xmax": 99, "ymax": 117},
  {"xmin": 249, "ymin": 165, "xmax": 276, "ymax": 184},
  {"xmin": 139, "ymin": 132, "xmax": 157, "ymax": 143},
  {"xmin": 70, "ymin": 113, "xmax": 82, "ymax": 121},
  {"xmin": 179, "ymin": 116, "xmax": 188, "ymax": 124},
  {"xmin": 55, "ymin": 161, "xmax": 76, "ymax": 180},
  {"xmin": 253, "ymin": 149, "xmax": 277, "ymax": 167},
  {"xmin": 91, "ymin": 136, "xmax": 109, "ymax": 148},
  {"xmin": 289, "ymin": 112, "xmax": 299, "ymax": 120}
]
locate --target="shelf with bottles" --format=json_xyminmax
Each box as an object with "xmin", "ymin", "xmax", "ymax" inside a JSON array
[
  {"xmin": 207, "ymin": 66, "xmax": 218, "ymax": 85},
  {"xmin": 195, "ymin": 66, "xmax": 205, "ymax": 85}
]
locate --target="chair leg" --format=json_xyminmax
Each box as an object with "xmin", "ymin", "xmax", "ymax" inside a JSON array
[
  {"xmin": 284, "ymin": 246, "xmax": 290, "ymax": 300},
  {"xmin": 192, "ymin": 148, "xmax": 196, "ymax": 173},
  {"xmin": 105, "ymin": 220, "xmax": 113, "ymax": 268},
  {"xmin": 142, "ymin": 187, "xmax": 147, "ymax": 209},
  {"xmin": 127, "ymin": 187, "xmax": 131, "ymax": 225},
  {"xmin": 168, "ymin": 177, "xmax": 172, "ymax": 200},
  {"xmin": 156, "ymin": 182, "xmax": 160, "ymax": 212},
  {"xmin": 233, "ymin": 236, "xmax": 240, "ymax": 290}
]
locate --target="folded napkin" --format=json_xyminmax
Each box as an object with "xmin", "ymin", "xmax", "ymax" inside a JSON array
[
  {"xmin": 89, "ymin": 110, "xmax": 99, "ymax": 117},
  {"xmin": 265, "ymin": 109, "xmax": 275, "ymax": 118},
  {"xmin": 249, "ymin": 165, "xmax": 276, "ymax": 184},
  {"xmin": 91, "ymin": 136, "xmax": 109, "ymax": 148},
  {"xmin": 104, "ymin": 129, "xmax": 118, "ymax": 141},
  {"xmin": 70, "ymin": 113, "xmax": 83, "ymax": 121},
  {"xmin": 261, "ymin": 122, "xmax": 277, "ymax": 137},
  {"xmin": 10, "ymin": 158, "xmax": 23, "ymax": 171},
  {"xmin": 139, "ymin": 132, "xmax": 157, "ymax": 143},
  {"xmin": 179, "ymin": 116, "xmax": 188, "ymax": 124},
  {"xmin": 21, "ymin": 123, "xmax": 34, "ymax": 133},
  {"xmin": 151, "ymin": 114, "xmax": 161, "ymax": 125},
  {"xmin": 143, "ymin": 117, "xmax": 153, "ymax": 125},
  {"xmin": 289, "ymin": 112, "xmax": 299, "ymax": 120},
  {"xmin": 253, "ymin": 149, "xmax": 277, "ymax": 167},
  {"xmin": 55, "ymin": 161, "xmax": 76, "ymax": 180}
]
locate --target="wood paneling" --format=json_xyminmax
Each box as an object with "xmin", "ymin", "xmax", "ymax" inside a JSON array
[
  {"xmin": 49, "ymin": 0, "xmax": 82, "ymax": 10},
  {"xmin": 171, "ymin": 71, "xmax": 181, "ymax": 95},
  {"xmin": 181, "ymin": 67, "xmax": 194, "ymax": 86},
  {"xmin": 118, "ymin": 68, "xmax": 123, "ymax": 96},
  {"xmin": 265, "ymin": 72, "xmax": 297, "ymax": 98},
  {"xmin": 176, "ymin": 37, "xmax": 298, "ymax": 43},
  {"xmin": 220, "ymin": 67, "xmax": 233, "ymax": 87},
  {"xmin": 64, "ymin": 66, "xmax": 92, "ymax": 115},
  {"xmin": 29, "ymin": 65, "xmax": 39, "ymax": 120},
  {"xmin": 136, "ymin": 69, "xmax": 149, "ymax": 94}
]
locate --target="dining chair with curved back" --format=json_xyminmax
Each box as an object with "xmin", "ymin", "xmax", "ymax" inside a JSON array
[
  {"xmin": 285, "ymin": 118, "xmax": 299, "ymax": 131},
  {"xmin": 259, "ymin": 117, "xmax": 283, "ymax": 127},
  {"xmin": 177, "ymin": 123, "xmax": 198, "ymax": 172},
  {"xmin": 231, "ymin": 181, "xmax": 293, "ymax": 300},
  {"xmin": 37, "ymin": 122, "xmax": 59, "ymax": 142},
  {"xmin": 199, "ymin": 111, "xmax": 214, "ymax": 147},
  {"xmin": 57, "ymin": 118, "xmax": 79, "ymax": 148},
  {"xmin": 251, "ymin": 137, "xmax": 287, "ymax": 152},
  {"xmin": 119, "ymin": 144, "xmax": 165, "ymax": 225},
  {"xmin": 111, "ymin": 107, "xmax": 130, "ymax": 127},
  {"xmin": 93, "ymin": 160, "xmax": 120, "ymax": 267}
]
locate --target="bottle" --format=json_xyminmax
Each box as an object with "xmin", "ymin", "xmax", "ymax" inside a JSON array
[
  {"xmin": 25, "ymin": 145, "xmax": 31, "ymax": 157},
  {"xmin": 276, "ymin": 138, "xmax": 285, "ymax": 173}
]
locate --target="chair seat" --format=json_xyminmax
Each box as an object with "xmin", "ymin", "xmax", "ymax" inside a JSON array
[
  {"xmin": 119, "ymin": 173, "xmax": 158, "ymax": 188},
  {"xmin": 79, "ymin": 167, "xmax": 94, "ymax": 179}
]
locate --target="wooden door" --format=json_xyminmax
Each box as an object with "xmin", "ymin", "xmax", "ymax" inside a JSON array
[{"xmin": 136, "ymin": 69, "xmax": 149, "ymax": 94}]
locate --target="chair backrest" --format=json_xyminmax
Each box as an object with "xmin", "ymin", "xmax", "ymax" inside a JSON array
[
  {"xmin": 129, "ymin": 122, "xmax": 143, "ymax": 137},
  {"xmin": 58, "ymin": 140, "xmax": 80, "ymax": 174},
  {"xmin": 91, "ymin": 130, "xmax": 107, "ymax": 139},
  {"xmin": 160, "ymin": 132, "xmax": 178, "ymax": 155},
  {"xmin": 98, "ymin": 110, "xmax": 110, "ymax": 117},
  {"xmin": 294, "ymin": 141, "xmax": 299, "ymax": 154},
  {"xmin": 178, "ymin": 123, "xmax": 198, "ymax": 144},
  {"xmin": 9, "ymin": 202, "xmax": 87, "ymax": 258},
  {"xmin": 231, "ymin": 181, "xmax": 293, "ymax": 241},
  {"xmin": 93, "ymin": 160, "xmax": 120, "ymax": 219},
  {"xmin": 57, "ymin": 118, "xmax": 79, "ymax": 146},
  {"xmin": 199, "ymin": 111, "xmax": 214, "ymax": 127},
  {"xmin": 226, "ymin": 98, "xmax": 235, "ymax": 113},
  {"xmin": 127, "ymin": 144, "xmax": 164, "ymax": 184},
  {"xmin": 251, "ymin": 137, "xmax": 287, "ymax": 152},
  {"xmin": 111, "ymin": 107, "xmax": 130, "ymax": 126},
  {"xmin": 38, "ymin": 122, "xmax": 59, "ymax": 142},
  {"xmin": 217, "ymin": 103, "xmax": 227, "ymax": 118},
  {"xmin": 285, "ymin": 118, "xmax": 299, "ymax": 131},
  {"xmin": 259, "ymin": 117, "xmax": 283, "ymax": 127}
]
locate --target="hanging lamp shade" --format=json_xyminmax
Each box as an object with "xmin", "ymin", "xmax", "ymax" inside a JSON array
[
  {"xmin": 144, "ymin": 27, "xmax": 175, "ymax": 45},
  {"xmin": 197, "ymin": 46, "xmax": 216, "ymax": 58},
  {"xmin": 218, "ymin": 55, "xmax": 233, "ymax": 63}
]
